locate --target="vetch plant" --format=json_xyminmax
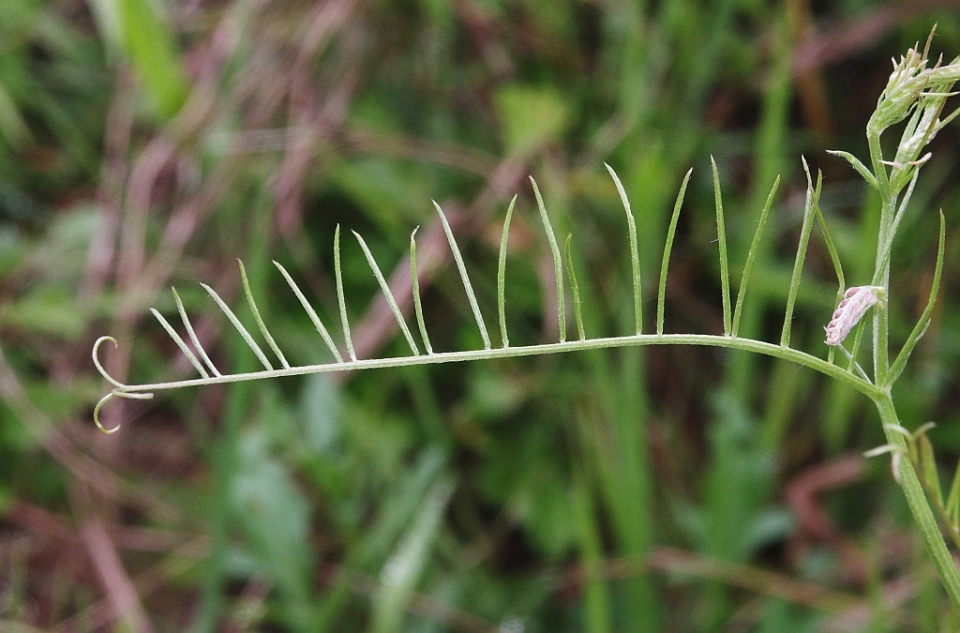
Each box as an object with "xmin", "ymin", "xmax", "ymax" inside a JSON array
[{"xmin": 94, "ymin": 37, "xmax": 960, "ymax": 608}]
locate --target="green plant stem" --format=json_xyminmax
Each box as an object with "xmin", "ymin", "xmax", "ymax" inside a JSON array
[
  {"xmin": 101, "ymin": 333, "xmax": 879, "ymax": 399},
  {"xmin": 875, "ymin": 394, "xmax": 960, "ymax": 610},
  {"xmin": 871, "ymin": 193, "xmax": 896, "ymax": 383}
]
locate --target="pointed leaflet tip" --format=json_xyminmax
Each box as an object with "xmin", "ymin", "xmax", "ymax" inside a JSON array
[
  {"xmin": 353, "ymin": 229, "xmax": 420, "ymax": 356},
  {"xmin": 273, "ymin": 259, "xmax": 343, "ymax": 363},
  {"xmin": 604, "ymin": 165, "xmax": 642, "ymax": 334},
  {"xmin": 529, "ymin": 177, "xmax": 566, "ymax": 342},
  {"xmin": 433, "ymin": 200, "xmax": 491, "ymax": 349},
  {"xmin": 333, "ymin": 224, "xmax": 356, "ymax": 361},
  {"xmin": 238, "ymin": 259, "xmax": 289, "ymax": 369}
]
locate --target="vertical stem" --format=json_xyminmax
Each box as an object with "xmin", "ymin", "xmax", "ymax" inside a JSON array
[
  {"xmin": 876, "ymin": 395, "xmax": 960, "ymax": 611},
  {"xmin": 871, "ymin": 194, "xmax": 896, "ymax": 383}
]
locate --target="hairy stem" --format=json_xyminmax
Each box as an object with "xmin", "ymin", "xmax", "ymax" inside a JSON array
[{"xmin": 875, "ymin": 394, "xmax": 960, "ymax": 610}]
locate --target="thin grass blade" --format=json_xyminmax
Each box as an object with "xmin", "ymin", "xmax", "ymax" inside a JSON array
[
  {"xmin": 498, "ymin": 196, "xmax": 516, "ymax": 348},
  {"xmin": 945, "ymin": 460, "xmax": 960, "ymax": 526},
  {"xmin": 836, "ymin": 337, "xmax": 871, "ymax": 382},
  {"xmin": 172, "ymin": 287, "xmax": 220, "ymax": 376},
  {"xmin": 845, "ymin": 319, "xmax": 868, "ymax": 373},
  {"xmin": 335, "ymin": 225, "xmax": 357, "ymax": 361},
  {"xmin": 605, "ymin": 164, "xmax": 641, "ymax": 334},
  {"xmin": 238, "ymin": 260, "xmax": 289, "ymax": 369},
  {"xmin": 529, "ymin": 178, "xmax": 566, "ymax": 343},
  {"xmin": 354, "ymin": 231, "xmax": 420, "ymax": 356},
  {"xmin": 920, "ymin": 433, "xmax": 944, "ymax": 507},
  {"xmin": 888, "ymin": 211, "xmax": 945, "ymax": 384},
  {"xmin": 939, "ymin": 103, "xmax": 960, "ymax": 130},
  {"xmin": 150, "ymin": 308, "xmax": 209, "ymax": 378},
  {"xmin": 813, "ymin": 197, "xmax": 844, "ymax": 365},
  {"xmin": 564, "ymin": 235, "xmax": 585, "ymax": 341},
  {"xmin": 732, "ymin": 176, "xmax": 778, "ymax": 338},
  {"xmin": 201, "ymin": 282, "xmax": 274, "ymax": 371},
  {"xmin": 813, "ymin": 204, "xmax": 845, "ymax": 287},
  {"xmin": 780, "ymin": 160, "xmax": 820, "ymax": 348},
  {"xmin": 433, "ymin": 200, "xmax": 491, "ymax": 349},
  {"xmin": 410, "ymin": 228, "xmax": 433, "ymax": 355},
  {"xmin": 826, "ymin": 150, "xmax": 879, "ymax": 189},
  {"xmin": 711, "ymin": 157, "xmax": 732, "ymax": 336},
  {"xmin": 273, "ymin": 261, "xmax": 343, "ymax": 363},
  {"xmin": 370, "ymin": 476, "xmax": 455, "ymax": 633},
  {"xmin": 658, "ymin": 169, "xmax": 692, "ymax": 334}
]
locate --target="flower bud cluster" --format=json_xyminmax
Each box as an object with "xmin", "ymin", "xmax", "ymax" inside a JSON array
[{"xmin": 866, "ymin": 38, "xmax": 960, "ymax": 192}]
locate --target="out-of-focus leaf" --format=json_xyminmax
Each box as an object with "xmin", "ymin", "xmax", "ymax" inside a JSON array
[
  {"xmin": 494, "ymin": 84, "xmax": 570, "ymax": 157},
  {"xmin": 313, "ymin": 448, "xmax": 449, "ymax": 629},
  {"xmin": 687, "ymin": 389, "xmax": 782, "ymax": 562},
  {"xmin": 88, "ymin": 0, "xmax": 188, "ymax": 121},
  {"xmin": 342, "ymin": 396, "xmax": 416, "ymax": 481},
  {"xmin": 0, "ymin": 227, "xmax": 24, "ymax": 275},
  {"xmin": 359, "ymin": 447, "xmax": 448, "ymax": 562},
  {"xmin": 371, "ymin": 475, "xmax": 455, "ymax": 633},
  {"xmin": 743, "ymin": 508, "xmax": 794, "ymax": 554},
  {"xmin": 0, "ymin": 77, "xmax": 30, "ymax": 146},
  {"xmin": 477, "ymin": 425, "xmax": 574, "ymax": 558},
  {"xmin": 525, "ymin": 477, "xmax": 575, "ymax": 558},
  {"xmin": 231, "ymin": 429, "xmax": 313, "ymax": 614},
  {"xmin": 25, "ymin": 206, "xmax": 101, "ymax": 281},
  {"xmin": 0, "ymin": 287, "xmax": 87, "ymax": 339},
  {"xmin": 298, "ymin": 373, "xmax": 341, "ymax": 455},
  {"xmin": 465, "ymin": 367, "xmax": 526, "ymax": 420},
  {"xmin": 755, "ymin": 600, "xmax": 822, "ymax": 633},
  {"xmin": 334, "ymin": 158, "xmax": 432, "ymax": 231},
  {"xmin": 0, "ymin": 483, "xmax": 11, "ymax": 515}
]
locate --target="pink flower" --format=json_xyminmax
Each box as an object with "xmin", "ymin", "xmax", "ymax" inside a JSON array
[{"xmin": 825, "ymin": 286, "xmax": 885, "ymax": 346}]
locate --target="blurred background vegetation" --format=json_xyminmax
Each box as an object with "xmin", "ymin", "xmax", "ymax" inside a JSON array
[{"xmin": 2, "ymin": 0, "xmax": 960, "ymax": 631}]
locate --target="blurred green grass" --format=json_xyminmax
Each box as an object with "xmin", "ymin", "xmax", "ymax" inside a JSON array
[{"xmin": 2, "ymin": 1, "xmax": 960, "ymax": 631}]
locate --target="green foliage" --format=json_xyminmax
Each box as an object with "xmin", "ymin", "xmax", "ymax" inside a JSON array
[
  {"xmin": 6, "ymin": 2, "xmax": 960, "ymax": 632},
  {"xmin": 495, "ymin": 85, "xmax": 571, "ymax": 158},
  {"xmin": 88, "ymin": 0, "xmax": 188, "ymax": 120}
]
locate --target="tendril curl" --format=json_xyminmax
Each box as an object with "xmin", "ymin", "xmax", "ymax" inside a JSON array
[{"xmin": 92, "ymin": 336, "xmax": 154, "ymax": 434}]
